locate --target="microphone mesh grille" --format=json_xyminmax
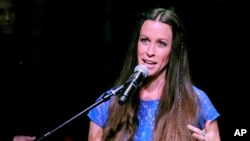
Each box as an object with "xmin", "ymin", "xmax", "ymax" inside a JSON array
[{"xmin": 134, "ymin": 65, "xmax": 149, "ymax": 78}]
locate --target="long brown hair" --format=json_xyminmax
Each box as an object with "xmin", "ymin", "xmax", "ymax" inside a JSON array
[{"xmin": 103, "ymin": 8, "xmax": 201, "ymax": 141}]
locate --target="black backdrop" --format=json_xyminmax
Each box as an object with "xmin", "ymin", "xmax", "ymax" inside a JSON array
[{"xmin": 9, "ymin": 0, "xmax": 250, "ymax": 140}]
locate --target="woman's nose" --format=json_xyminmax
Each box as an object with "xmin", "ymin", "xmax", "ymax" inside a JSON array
[
  {"xmin": 146, "ymin": 44, "xmax": 155, "ymax": 56},
  {"xmin": 4, "ymin": 12, "xmax": 11, "ymax": 22}
]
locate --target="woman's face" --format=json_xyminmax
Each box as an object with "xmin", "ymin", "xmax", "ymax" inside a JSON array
[
  {"xmin": 137, "ymin": 20, "xmax": 172, "ymax": 78},
  {"xmin": 0, "ymin": 0, "xmax": 15, "ymax": 34}
]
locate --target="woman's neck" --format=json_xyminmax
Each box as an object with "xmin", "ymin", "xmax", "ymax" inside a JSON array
[{"xmin": 140, "ymin": 76, "xmax": 166, "ymax": 100}]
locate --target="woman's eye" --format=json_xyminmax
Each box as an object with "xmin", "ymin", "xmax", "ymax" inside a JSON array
[
  {"xmin": 158, "ymin": 41, "xmax": 167, "ymax": 47},
  {"xmin": 140, "ymin": 38, "xmax": 150, "ymax": 45},
  {"xmin": 141, "ymin": 38, "xmax": 147, "ymax": 42},
  {"xmin": 0, "ymin": 10, "xmax": 4, "ymax": 15}
]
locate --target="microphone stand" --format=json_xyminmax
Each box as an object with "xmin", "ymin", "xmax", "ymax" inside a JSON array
[{"xmin": 36, "ymin": 85, "xmax": 124, "ymax": 141}]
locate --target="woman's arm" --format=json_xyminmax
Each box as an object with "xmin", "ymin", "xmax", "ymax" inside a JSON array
[
  {"xmin": 13, "ymin": 136, "xmax": 36, "ymax": 141},
  {"xmin": 205, "ymin": 120, "xmax": 221, "ymax": 141},
  {"xmin": 88, "ymin": 121, "xmax": 104, "ymax": 141}
]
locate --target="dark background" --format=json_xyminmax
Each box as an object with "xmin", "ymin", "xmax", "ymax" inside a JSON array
[{"xmin": 6, "ymin": 0, "xmax": 250, "ymax": 140}]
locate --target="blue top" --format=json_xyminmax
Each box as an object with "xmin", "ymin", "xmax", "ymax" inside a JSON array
[{"xmin": 87, "ymin": 86, "xmax": 220, "ymax": 141}]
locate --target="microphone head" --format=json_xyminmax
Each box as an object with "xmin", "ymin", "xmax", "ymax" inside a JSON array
[{"xmin": 134, "ymin": 64, "xmax": 149, "ymax": 78}]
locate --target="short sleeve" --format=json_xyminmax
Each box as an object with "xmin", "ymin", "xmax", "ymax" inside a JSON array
[
  {"xmin": 87, "ymin": 95, "xmax": 111, "ymax": 128},
  {"xmin": 193, "ymin": 86, "xmax": 220, "ymax": 129}
]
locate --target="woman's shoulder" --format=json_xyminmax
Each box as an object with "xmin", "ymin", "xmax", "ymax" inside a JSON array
[
  {"xmin": 192, "ymin": 85, "xmax": 210, "ymax": 101},
  {"xmin": 192, "ymin": 85, "xmax": 220, "ymax": 122}
]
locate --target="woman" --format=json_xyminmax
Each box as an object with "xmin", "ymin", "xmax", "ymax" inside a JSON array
[
  {"xmin": 1, "ymin": 0, "xmax": 37, "ymax": 141},
  {"xmin": 88, "ymin": 8, "xmax": 220, "ymax": 141}
]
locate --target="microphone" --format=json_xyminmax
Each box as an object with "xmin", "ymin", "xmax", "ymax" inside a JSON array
[{"xmin": 118, "ymin": 64, "xmax": 149, "ymax": 105}]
